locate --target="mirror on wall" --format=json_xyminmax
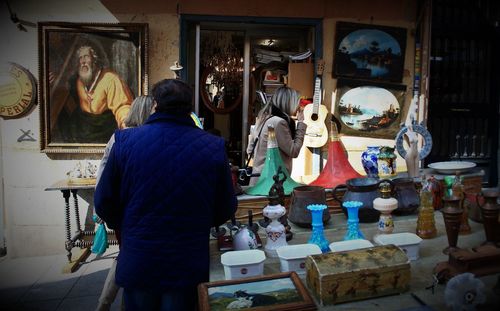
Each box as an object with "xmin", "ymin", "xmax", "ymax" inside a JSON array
[
  {"xmin": 200, "ymin": 30, "xmax": 244, "ymax": 114},
  {"xmin": 200, "ymin": 66, "xmax": 242, "ymax": 114}
]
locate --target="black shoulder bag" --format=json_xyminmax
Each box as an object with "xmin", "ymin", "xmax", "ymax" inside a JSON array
[{"xmin": 238, "ymin": 118, "xmax": 270, "ymax": 186}]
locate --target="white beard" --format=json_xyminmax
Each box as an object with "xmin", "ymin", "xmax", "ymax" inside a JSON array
[{"xmin": 79, "ymin": 65, "xmax": 94, "ymax": 86}]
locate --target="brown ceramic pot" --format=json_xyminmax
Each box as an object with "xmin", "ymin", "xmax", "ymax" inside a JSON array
[
  {"xmin": 392, "ymin": 177, "xmax": 420, "ymax": 215},
  {"xmin": 288, "ymin": 185, "xmax": 329, "ymax": 227}
]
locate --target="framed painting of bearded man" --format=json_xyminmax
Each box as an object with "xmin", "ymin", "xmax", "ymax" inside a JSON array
[{"xmin": 38, "ymin": 22, "xmax": 148, "ymax": 153}]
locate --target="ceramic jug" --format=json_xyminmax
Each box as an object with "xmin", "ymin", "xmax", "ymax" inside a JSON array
[
  {"xmin": 378, "ymin": 146, "xmax": 397, "ymax": 177},
  {"xmin": 232, "ymin": 226, "xmax": 258, "ymax": 251},
  {"xmin": 333, "ymin": 177, "xmax": 394, "ymax": 223},
  {"xmin": 392, "ymin": 178, "xmax": 420, "ymax": 215},
  {"xmin": 288, "ymin": 185, "xmax": 329, "ymax": 227}
]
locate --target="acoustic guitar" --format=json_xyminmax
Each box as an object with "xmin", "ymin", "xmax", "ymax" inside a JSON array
[{"xmin": 303, "ymin": 60, "xmax": 328, "ymax": 148}]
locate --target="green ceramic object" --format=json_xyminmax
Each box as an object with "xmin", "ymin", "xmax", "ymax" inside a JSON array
[{"xmin": 245, "ymin": 147, "xmax": 302, "ymax": 196}]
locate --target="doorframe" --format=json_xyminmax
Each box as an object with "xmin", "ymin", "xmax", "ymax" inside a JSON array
[
  {"xmin": 0, "ymin": 123, "xmax": 5, "ymax": 257},
  {"xmin": 180, "ymin": 14, "xmax": 323, "ymax": 80},
  {"xmin": 180, "ymin": 15, "xmax": 322, "ymax": 163}
]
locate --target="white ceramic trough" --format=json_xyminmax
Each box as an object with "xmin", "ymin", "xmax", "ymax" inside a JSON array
[
  {"xmin": 276, "ymin": 244, "xmax": 322, "ymax": 274},
  {"xmin": 328, "ymin": 239, "xmax": 374, "ymax": 252},
  {"xmin": 373, "ymin": 232, "xmax": 423, "ymax": 261},
  {"xmin": 220, "ymin": 249, "xmax": 266, "ymax": 280}
]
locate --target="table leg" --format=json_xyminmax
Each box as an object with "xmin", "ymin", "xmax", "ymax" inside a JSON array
[
  {"xmin": 61, "ymin": 190, "xmax": 73, "ymax": 262},
  {"xmin": 71, "ymin": 190, "xmax": 82, "ymax": 233},
  {"xmin": 84, "ymin": 204, "xmax": 95, "ymax": 232}
]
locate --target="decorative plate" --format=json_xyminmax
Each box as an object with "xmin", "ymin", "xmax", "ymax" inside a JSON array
[
  {"xmin": 428, "ymin": 161, "xmax": 476, "ymax": 175},
  {"xmin": 395, "ymin": 120, "xmax": 433, "ymax": 160}
]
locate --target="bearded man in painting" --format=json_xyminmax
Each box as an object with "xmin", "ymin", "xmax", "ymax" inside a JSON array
[{"xmin": 52, "ymin": 45, "xmax": 133, "ymax": 143}]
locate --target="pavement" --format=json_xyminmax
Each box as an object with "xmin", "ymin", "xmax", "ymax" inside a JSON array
[
  {"xmin": 0, "ymin": 213, "xmax": 499, "ymax": 311},
  {"xmin": 0, "ymin": 247, "xmax": 121, "ymax": 311}
]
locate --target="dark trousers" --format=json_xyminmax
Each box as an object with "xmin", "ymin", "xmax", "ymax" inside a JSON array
[{"xmin": 123, "ymin": 287, "xmax": 197, "ymax": 311}]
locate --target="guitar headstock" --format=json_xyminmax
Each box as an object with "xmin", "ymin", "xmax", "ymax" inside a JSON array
[{"xmin": 316, "ymin": 59, "xmax": 325, "ymax": 76}]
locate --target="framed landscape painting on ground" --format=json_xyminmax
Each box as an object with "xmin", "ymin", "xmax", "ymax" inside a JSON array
[
  {"xmin": 38, "ymin": 22, "xmax": 148, "ymax": 153},
  {"xmin": 197, "ymin": 272, "xmax": 316, "ymax": 311},
  {"xmin": 334, "ymin": 79, "xmax": 407, "ymax": 139},
  {"xmin": 334, "ymin": 22, "xmax": 407, "ymax": 83}
]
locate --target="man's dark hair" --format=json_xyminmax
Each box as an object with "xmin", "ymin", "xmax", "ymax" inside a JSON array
[{"xmin": 151, "ymin": 79, "xmax": 193, "ymax": 115}]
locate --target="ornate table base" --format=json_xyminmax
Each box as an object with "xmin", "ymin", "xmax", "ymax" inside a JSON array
[{"xmin": 46, "ymin": 180, "xmax": 119, "ymax": 272}]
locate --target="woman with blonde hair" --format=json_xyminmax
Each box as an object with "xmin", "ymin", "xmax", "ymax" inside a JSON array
[
  {"xmin": 246, "ymin": 86, "xmax": 307, "ymax": 186},
  {"xmin": 96, "ymin": 95, "xmax": 155, "ymax": 184},
  {"xmin": 95, "ymin": 95, "xmax": 154, "ymax": 311}
]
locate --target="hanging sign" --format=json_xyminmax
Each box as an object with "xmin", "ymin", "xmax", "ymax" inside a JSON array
[{"xmin": 0, "ymin": 62, "xmax": 37, "ymax": 119}]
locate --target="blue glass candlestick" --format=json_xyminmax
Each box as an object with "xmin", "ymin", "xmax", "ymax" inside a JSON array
[
  {"xmin": 343, "ymin": 201, "xmax": 365, "ymax": 240},
  {"xmin": 307, "ymin": 204, "xmax": 330, "ymax": 253}
]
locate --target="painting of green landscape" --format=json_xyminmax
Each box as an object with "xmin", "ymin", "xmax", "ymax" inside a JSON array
[{"xmin": 207, "ymin": 277, "xmax": 301, "ymax": 310}]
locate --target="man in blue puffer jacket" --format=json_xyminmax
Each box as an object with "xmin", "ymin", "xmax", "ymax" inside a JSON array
[{"xmin": 95, "ymin": 79, "xmax": 237, "ymax": 310}]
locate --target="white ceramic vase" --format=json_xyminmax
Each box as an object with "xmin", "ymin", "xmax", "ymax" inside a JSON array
[{"xmin": 263, "ymin": 203, "xmax": 287, "ymax": 257}]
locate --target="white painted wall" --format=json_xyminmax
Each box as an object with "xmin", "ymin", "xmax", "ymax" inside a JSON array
[{"xmin": 0, "ymin": 0, "xmax": 118, "ymax": 258}]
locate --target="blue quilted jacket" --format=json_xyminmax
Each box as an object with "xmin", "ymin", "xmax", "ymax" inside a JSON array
[{"xmin": 95, "ymin": 112, "xmax": 237, "ymax": 290}]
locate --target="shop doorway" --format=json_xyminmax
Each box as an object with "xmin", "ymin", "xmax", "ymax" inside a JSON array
[
  {"xmin": 180, "ymin": 16, "xmax": 321, "ymax": 167},
  {"xmin": 427, "ymin": 0, "xmax": 499, "ymax": 186}
]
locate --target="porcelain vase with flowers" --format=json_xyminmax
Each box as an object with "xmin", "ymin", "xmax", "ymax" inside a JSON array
[{"xmin": 361, "ymin": 146, "xmax": 380, "ymax": 178}]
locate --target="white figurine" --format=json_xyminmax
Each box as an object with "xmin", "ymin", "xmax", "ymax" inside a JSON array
[
  {"xmin": 397, "ymin": 95, "xmax": 423, "ymax": 179},
  {"xmin": 404, "ymin": 121, "xmax": 419, "ymax": 178}
]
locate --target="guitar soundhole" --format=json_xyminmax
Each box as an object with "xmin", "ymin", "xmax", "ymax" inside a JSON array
[{"xmin": 311, "ymin": 113, "xmax": 318, "ymax": 121}]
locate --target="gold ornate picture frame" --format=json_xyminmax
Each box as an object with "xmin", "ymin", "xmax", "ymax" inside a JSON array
[
  {"xmin": 38, "ymin": 22, "xmax": 148, "ymax": 153},
  {"xmin": 197, "ymin": 272, "xmax": 317, "ymax": 311}
]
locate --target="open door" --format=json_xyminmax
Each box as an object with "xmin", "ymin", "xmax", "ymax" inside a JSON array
[{"xmin": 181, "ymin": 16, "xmax": 321, "ymax": 168}]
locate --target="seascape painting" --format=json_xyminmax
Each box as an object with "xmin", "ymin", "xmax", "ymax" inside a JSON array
[
  {"xmin": 334, "ymin": 22, "xmax": 407, "ymax": 82},
  {"xmin": 335, "ymin": 81, "xmax": 407, "ymax": 139}
]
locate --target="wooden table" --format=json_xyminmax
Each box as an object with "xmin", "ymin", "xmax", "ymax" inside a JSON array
[{"xmin": 45, "ymin": 180, "xmax": 118, "ymax": 272}]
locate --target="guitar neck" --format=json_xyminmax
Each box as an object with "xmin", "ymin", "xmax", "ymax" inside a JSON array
[{"xmin": 312, "ymin": 77, "xmax": 321, "ymax": 114}]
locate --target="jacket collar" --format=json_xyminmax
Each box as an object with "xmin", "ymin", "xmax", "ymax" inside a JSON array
[
  {"xmin": 145, "ymin": 112, "xmax": 196, "ymax": 128},
  {"xmin": 271, "ymin": 105, "xmax": 296, "ymax": 139}
]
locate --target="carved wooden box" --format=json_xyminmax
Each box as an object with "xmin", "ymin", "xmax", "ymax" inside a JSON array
[{"xmin": 305, "ymin": 244, "xmax": 410, "ymax": 305}]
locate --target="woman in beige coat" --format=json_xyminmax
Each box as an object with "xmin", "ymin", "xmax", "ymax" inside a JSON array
[{"xmin": 247, "ymin": 86, "xmax": 307, "ymax": 186}]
